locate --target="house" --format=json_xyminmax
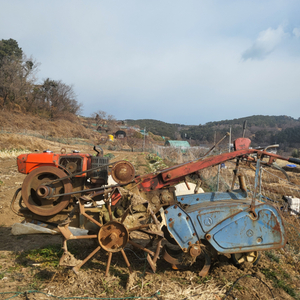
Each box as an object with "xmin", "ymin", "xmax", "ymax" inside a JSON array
[
  {"xmin": 115, "ymin": 130, "xmax": 126, "ymax": 138},
  {"xmin": 165, "ymin": 140, "xmax": 190, "ymax": 148},
  {"xmin": 164, "ymin": 140, "xmax": 191, "ymax": 153}
]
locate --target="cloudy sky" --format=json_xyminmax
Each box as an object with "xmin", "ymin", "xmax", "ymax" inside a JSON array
[{"xmin": 1, "ymin": 1, "xmax": 300, "ymax": 125}]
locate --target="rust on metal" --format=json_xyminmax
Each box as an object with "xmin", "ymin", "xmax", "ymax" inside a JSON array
[
  {"xmin": 98, "ymin": 221, "xmax": 129, "ymax": 252},
  {"xmin": 111, "ymin": 160, "xmax": 135, "ymax": 185},
  {"xmin": 21, "ymin": 166, "xmax": 72, "ymax": 216}
]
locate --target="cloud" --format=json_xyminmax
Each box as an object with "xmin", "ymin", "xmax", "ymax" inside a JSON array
[
  {"xmin": 242, "ymin": 25, "xmax": 288, "ymax": 60},
  {"xmin": 293, "ymin": 27, "xmax": 300, "ymax": 38}
]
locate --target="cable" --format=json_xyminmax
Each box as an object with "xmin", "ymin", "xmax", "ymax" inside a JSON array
[
  {"xmin": 223, "ymin": 274, "xmax": 275, "ymax": 300},
  {"xmin": 124, "ymin": 248, "xmax": 148, "ymax": 260}
]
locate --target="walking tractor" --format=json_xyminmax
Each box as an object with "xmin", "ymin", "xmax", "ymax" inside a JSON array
[{"xmin": 11, "ymin": 137, "xmax": 300, "ymax": 276}]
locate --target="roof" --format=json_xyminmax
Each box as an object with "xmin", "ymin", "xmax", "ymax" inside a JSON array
[{"xmin": 165, "ymin": 140, "xmax": 190, "ymax": 148}]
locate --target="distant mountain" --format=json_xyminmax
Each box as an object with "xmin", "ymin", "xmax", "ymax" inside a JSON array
[
  {"xmin": 126, "ymin": 115, "xmax": 300, "ymax": 149},
  {"xmin": 125, "ymin": 119, "xmax": 184, "ymax": 139}
]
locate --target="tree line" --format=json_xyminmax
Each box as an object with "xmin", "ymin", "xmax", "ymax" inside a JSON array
[
  {"xmin": 0, "ymin": 39, "xmax": 81, "ymax": 119},
  {"xmin": 126, "ymin": 115, "xmax": 300, "ymax": 150}
]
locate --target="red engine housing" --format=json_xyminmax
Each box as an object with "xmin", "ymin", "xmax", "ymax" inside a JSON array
[{"xmin": 17, "ymin": 152, "xmax": 92, "ymax": 176}]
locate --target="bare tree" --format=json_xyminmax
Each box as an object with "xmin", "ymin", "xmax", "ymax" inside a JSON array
[
  {"xmin": 32, "ymin": 78, "xmax": 82, "ymax": 119},
  {"xmin": 91, "ymin": 110, "xmax": 116, "ymax": 130},
  {"xmin": 0, "ymin": 55, "xmax": 38, "ymax": 110}
]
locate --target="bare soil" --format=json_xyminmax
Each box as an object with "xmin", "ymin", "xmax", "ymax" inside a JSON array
[{"xmin": 0, "ymin": 113, "xmax": 300, "ymax": 300}]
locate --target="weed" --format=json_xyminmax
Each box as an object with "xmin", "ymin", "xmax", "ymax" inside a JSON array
[
  {"xmin": 0, "ymin": 273, "xmax": 4, "ymax": 279},
  {"xmin": 196, "ymin": 275, "xmax": 212, "ymax": 284},
  {"xmin": 265, "ymin": 251, "xmax": 280, "ymax": 263},
  {"xmin": 278, "ymin": 266, "xmax": 291, "ymax": 280},
  {"xmin": 28, "ymin": 279, "xmax": 44, "ymax": 290},
  {"xmin": 17, "ymin": 244, "xmax": 63, "ymax": 267},
  {"xmin": 261, "ymin": 268, "xmax": 297, "ymax": 298},
  {"xmin": 104, "ymin": 153, "xmax": 115, "ymax": 159},
  {"xmin": 7, "ymin": 265, "xmax": 21, "ymax": 273}
]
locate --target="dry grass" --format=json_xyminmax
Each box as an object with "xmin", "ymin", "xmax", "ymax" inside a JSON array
[
  {"xmin": 158, "ymin": 279, "xmax": 227, "ymax": 300},
  {"xmin": 0, "ymin": 110, "xmax": 99, "ymax": 143}
]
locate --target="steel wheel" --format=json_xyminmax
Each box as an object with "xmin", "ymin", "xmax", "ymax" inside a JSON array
[
  {"xmin": 231, "ymin": 251, "xmax": 261, "ymax": 267},
  {"xmin": 21, "ymin": 166, "xmax": 72, "ymax": 216},
  {"xmin": 61, "ymin": 199, "xmax": 163, "ymax": 276}
]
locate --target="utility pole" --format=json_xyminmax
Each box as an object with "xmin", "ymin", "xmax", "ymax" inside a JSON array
[
  {"xmin": 143, "ymin": 127, "xmax": 146, "ymax": 152},
  {"xmin": 229, "ymin": 126, "xmax": 232, "ymax": 152}
]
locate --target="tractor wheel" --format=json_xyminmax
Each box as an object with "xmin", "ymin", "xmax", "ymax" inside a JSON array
[
  {"xmin": 230, "ymin": 251, "xmax": 261, "ymax": 267},
  {"xmin": 61, "ymin": 199, "xmax": 163, "ymax": 276}
]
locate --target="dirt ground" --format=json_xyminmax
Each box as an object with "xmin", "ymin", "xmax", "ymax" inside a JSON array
[{"xmin": 1, "ymin": 134, "xmax": 300, "ymax": 300}]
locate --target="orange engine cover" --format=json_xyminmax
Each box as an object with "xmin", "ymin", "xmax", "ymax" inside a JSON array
[{"xmin": 17, "ymin": 152, "xmax": 92, "ymax": 176}]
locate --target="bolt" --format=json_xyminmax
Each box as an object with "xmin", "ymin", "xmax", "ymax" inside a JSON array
[
  {"xmin": 206, "ymin": 234, "xmax": 211, "ymax": 240},
  {"xmin": 193, "ymin": 233, "xmax": 196, "ymax": 236},
  {"xmin": 196, "ymin": 198, "xmax": 199, "ymax": 201},
  {"xmin": 165, "ymin": 210, "xmax": 168, "ymax": 214},
  {"xmin": 120, "ymin": 232, "xmax": 125, "ymax": 237},
  {"xmin": 196, "ymin": 241, "xmax": 200, "ymax": 245},
  {"xmin": 183, "ymin": 248, "xmax": 187, "ymax": 252},
  {"xmin": 186, "ymin": 216, "xmax": 189, "ymax": 221},
  {"xmin": 169, "ymin": 218, "xmax": 173, "ymax": 222},
  {"xmin": 178, "ymin": 213, "xmax": 182, "ymax": 217},
  {"xmin": 174, "ymin": 205, "xmax": 177, "ymax": 209},
  {"xmin": 188, "ymin": 241, "xmax": 192, "ymax": 246},
  {"xmin": 181, "ymin": 197, "xmax": 184, "ymax": 201},
  {"xmin": 167, "ymin": 174, "xmax": 171, "ymax": 178}
]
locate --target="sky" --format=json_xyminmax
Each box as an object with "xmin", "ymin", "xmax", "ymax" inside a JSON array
[{"xmin": 1, "ymin": 0, "xmax": 300, "ymax": 125}]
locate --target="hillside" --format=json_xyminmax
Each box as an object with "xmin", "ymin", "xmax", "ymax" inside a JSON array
[
  {"xmin": 127, "ymin": 115, "xmax": 300, "ymax": 151},
  {"xmin": 126, "ymin": 119, "xmax": 184, "ymax": 140}
]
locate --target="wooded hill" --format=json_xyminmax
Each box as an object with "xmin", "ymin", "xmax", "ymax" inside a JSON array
[{"xmin": 126, "ymin": 115, "xmax": 300, "ymax": 150}]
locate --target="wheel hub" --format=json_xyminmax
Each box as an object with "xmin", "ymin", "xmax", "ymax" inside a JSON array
[{"xmin": 98, "ymin": 221, "xmax": 129, "ymax": 252}]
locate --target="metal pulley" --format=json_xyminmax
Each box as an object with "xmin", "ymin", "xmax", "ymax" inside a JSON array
[
  {"xmin": 21, "ymin": 166, "xmax": 72, "ymax": 216},
  {"xmin": 111, "ymin": 160, "xmax": 135, "ymax": 185}
]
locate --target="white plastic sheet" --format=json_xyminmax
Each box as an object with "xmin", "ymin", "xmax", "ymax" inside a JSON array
[{"xmin": 11, "ymin": 222, "xmax": 58, "ymax": 235}]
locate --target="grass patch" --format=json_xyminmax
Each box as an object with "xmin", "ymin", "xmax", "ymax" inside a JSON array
[
  {"xmin": 261, "ymin": 268, "xmax": 297, "ymax": 298},
  {"xmin": 265, "ymin": 251, "xmax": 280, "ymax": 263},
  {"xmin": 17, "ymin": 244, "xmax": 63, "ymax": 267}
]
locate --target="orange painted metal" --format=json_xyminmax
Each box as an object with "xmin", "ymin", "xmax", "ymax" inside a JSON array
[{"xmin": 17, "ymin": 152, "xmax": 92, "ymax": 175}]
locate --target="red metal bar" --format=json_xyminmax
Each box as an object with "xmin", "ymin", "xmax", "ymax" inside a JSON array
[{"xmin": 135, "ymin": 149, "xmax": 290, "ymax": 192}]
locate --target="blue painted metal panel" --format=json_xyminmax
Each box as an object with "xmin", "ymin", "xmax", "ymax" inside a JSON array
[
  {"xmin": 165, "ymin": 194, "xmax": 286, "ymax": 253},
  {"xmin": 207, "ymin": 203, "xmax": 286, "ymax": 253},
  {"xmin": 176, "ymin": 190, "xmax": 248, "ymax": 206},
  {"xmin": 165, "ymin": 205, "xmax": 199, "ymax": 249}
]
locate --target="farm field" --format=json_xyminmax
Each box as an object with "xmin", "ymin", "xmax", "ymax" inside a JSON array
[{"xmin": 0, "ymin": 132, "xmax": 300, "ymax": 300}]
